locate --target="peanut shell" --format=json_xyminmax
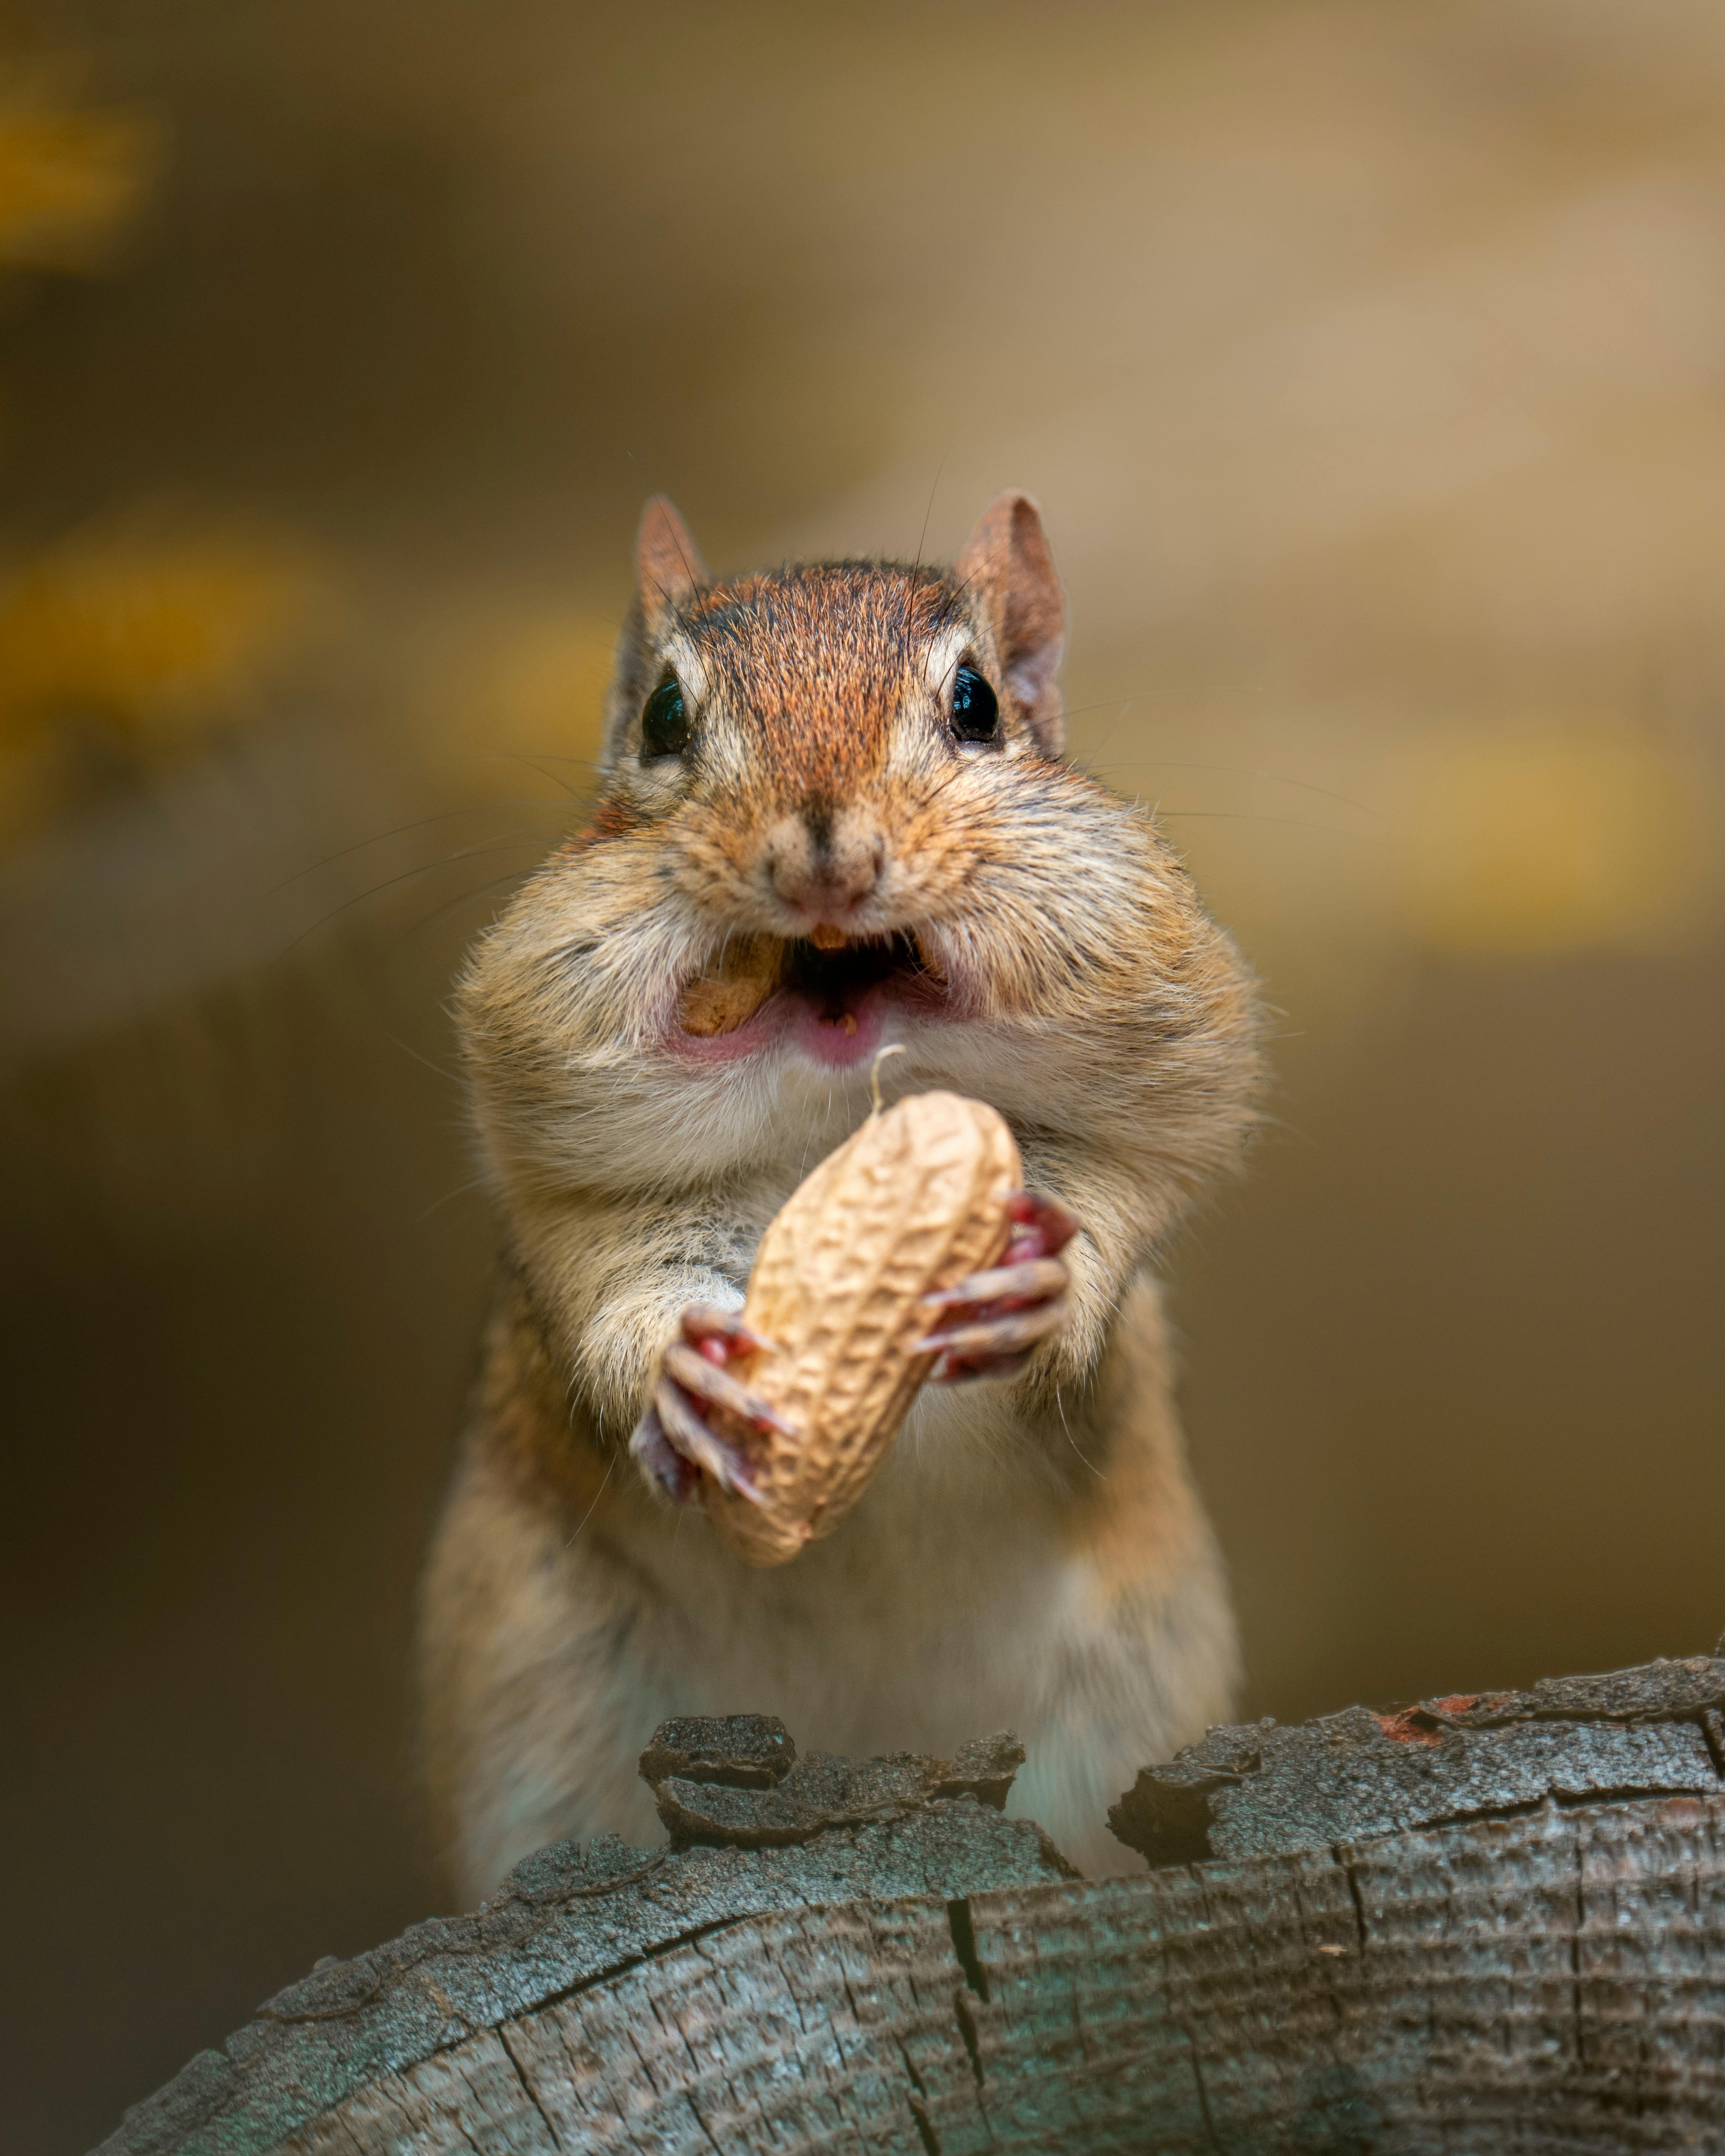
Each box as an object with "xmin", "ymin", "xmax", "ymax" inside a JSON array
[{"xmin": 705, "ymin": 1090, "xmax": 1020, "ymax": 1565}]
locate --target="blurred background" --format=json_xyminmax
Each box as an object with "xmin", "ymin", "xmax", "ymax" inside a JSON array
[{"xmin": 4, "ymin": 0, "xmax": 1723, "ymax": 2144}]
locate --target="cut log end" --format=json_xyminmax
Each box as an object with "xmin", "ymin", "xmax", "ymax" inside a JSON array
[{"xmin": 101, "ymin": 1650, "xmax": 1725, "ymax": 2156}]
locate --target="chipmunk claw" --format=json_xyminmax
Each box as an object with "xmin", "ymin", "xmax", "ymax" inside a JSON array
[
  {"xmin": 630, "ymin": 1303, "xmax": 780, "ymax": 1506},
  {"xmin": 1004, "ymin": 1187, "xmax": 1079, "ymax": 1254},
  {"xmin": 662, "ymin": 1340, "xmax": 795, "ymax": 1438},
  {"xmin": 922, "ymin": 1186, "xmax": 1078, "ymax": 1385},
  {"xmin": 919, "ymin": 1295, "xmax": 1070, "ymax": 1362},
  {"xmin": 629, "ymin": 1404, "xmax": 701, "ymax": 1504},
  {"xmin": 922, "ymin": 1257, "xmax": 1068, "ymax": 1314},
  {"xmin": 679, "ymin": 1304, "xmax": 781, "ymax": 1358},
  {"xmin": 652, "ymin": 1378, "xmax": 770, "ymax": 1505}
]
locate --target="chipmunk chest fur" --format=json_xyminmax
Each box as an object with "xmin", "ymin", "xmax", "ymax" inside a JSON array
[{"xmin": 419, "ymin": 490, "xmax": 1262, "ymax": 1897}]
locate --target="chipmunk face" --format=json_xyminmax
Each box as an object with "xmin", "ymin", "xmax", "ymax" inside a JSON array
[
  {"xmin": 572, "ymin": 492, "xmax": 1102, "ymax": 1074},
  {"xmin": 617, "ymin": 531, "xmax": 1041, "ymax": 1069},
  {"xmin": 462, "ymin": 492, "xmax": 1253, "ymax": 1190}
]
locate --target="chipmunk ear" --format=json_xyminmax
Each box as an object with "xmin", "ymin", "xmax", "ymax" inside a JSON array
[
  {"xmin": 955, "ymin": 490, "xmax": 1066, "ymax": 755},
  {"xmin": 635, "ymin": 495, "xmax": 708, "ymax": 629},
  {"xmin": 604, "ymin": 498, "xmax": 709, "ymax": 766}
]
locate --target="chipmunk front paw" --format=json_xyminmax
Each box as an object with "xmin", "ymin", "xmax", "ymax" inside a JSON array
[
  {"xmin": 628, "ymin": 1304, "xmax": 788, "ymax": 1507},
  {"xmin": 916, "ymin": 1188, "xmax": 1078, "ymax": 1384}
]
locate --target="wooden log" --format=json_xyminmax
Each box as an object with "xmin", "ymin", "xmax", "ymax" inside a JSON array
[{"xmin": 100, "ymin": 1654, "xmax": 1725, "ymax": 2155}]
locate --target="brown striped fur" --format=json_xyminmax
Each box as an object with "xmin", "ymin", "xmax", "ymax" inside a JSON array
[{"xmin": 419, "ymin": 493, "xmax": 1263, "ymax": 1893}]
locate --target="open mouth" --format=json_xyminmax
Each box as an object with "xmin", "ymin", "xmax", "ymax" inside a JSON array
[{"xmin": 676, "ymin": 929, "xmax": 948, "ymax": 1060}]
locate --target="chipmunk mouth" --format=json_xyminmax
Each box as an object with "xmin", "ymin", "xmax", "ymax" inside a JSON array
[{"xmin": 676, "ymin": 929, "xmax": 950, "ymax": 1060}]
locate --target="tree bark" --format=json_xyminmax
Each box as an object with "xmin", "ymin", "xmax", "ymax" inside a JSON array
[{"xmin": 101, "ymin": 1657, "xmax": 1725, "ymax": 2155}]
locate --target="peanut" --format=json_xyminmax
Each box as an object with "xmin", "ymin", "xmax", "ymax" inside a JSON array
[
  {"xmin": 678, "ymin": 937, "xmax": 784, "ymax": 1037},
  {"xmin": 704, "ymin": 1090, "xmax": 1020, "ymax": 1565}
]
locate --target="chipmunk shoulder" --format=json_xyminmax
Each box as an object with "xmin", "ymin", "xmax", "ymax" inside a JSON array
[{"xmin": 419, "ymin": 490, "xmax": 1263, "ymax": 1895}]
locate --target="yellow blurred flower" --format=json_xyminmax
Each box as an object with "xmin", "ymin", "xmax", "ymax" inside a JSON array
[
  {"xmin": 0, "ymin": 86, "xmax": 159, "ymax": 270},
  {"xmin": 0, "ymin": 535, "xmax": 320, "ymax": 753},
  {"xmin": 1393, "ymin": 724, "xmax": 1721, "ymax": 955}
]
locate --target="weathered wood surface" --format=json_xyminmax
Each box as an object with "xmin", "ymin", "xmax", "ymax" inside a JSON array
[
  {"xmin": 101, "ymin": 1655, "xmax": 1725, "ymax": 2155},
  {"xmin": 1110, "ymin": 1652, "xmax": 1725, "ymax": 1865}
]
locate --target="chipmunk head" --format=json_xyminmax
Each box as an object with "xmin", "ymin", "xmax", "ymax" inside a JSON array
[
  {"xmin": 568, "ymin": 490, "xmax": 1093, "ymax": 1072},
  {"xmin": 462, "ymin": 492, "xmax": 1256, "ymax": 1191},
  {"xmin": 620, "ymin": 491, "xmax": 1059, "ymax": 910}
]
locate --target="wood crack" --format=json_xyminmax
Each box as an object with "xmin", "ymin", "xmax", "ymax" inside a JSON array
[
  {"xmin": 1183, "ymin": 2031, "xmax": 1224, "ymax": 2156},
  {"xmin": 497, "ymin": 2026, "xmax": 565, "ymax": 2150},
  {"xmin": 945, "ymin": 1897, "xmax": 989, "ymax": 2000},
  {"xmin": 1342, "ymin": 1852, "xmax": 1370, "ymax": 1952}
]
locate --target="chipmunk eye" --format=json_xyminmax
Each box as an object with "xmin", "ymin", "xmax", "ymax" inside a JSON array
[
  {"xmin": 950, "ymin": 664, "xmax": 999, "ymax": 743},
  {"xmin": 641, "ymin": 676, "xmax": 690, "ymax": 759}
]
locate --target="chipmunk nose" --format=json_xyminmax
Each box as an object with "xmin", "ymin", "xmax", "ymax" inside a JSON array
[{"xmin": 764, "ymin": 806, "xmax": 885, "ymax": 923}]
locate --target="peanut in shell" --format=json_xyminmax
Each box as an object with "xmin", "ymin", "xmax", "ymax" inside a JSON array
[{"xmin": 704, "ymin": 1090, "xmax": 1020, "ymax": 1565}]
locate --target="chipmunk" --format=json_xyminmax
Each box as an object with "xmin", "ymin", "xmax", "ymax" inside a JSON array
[{"xmin": 419, "ymin": 491, "xmax": 1262, "ymax": 1895}]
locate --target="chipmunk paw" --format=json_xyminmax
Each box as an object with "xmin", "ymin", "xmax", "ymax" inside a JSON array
[
  {"xmin": 628, "ymin": 1304, "xmax": 783, "ymax": 1506},
  {"xmin": 917, "ymin": 1188, "xmax": 1078, "ymax": 1384}
]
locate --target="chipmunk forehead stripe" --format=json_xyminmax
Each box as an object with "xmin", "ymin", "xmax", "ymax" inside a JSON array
[
  {"xmin": 685, "ymin": 567, "xmax": 961, "ymax": 683},
  {"xmin": 659, "ymin": 632, "xmax": 710, "ymax": 704},
  {"xmin": 660, "ymin": 566, "xmax": 972, "ymax": 791},
  {"xmin": 922, "ymin": 622, "xmax": 974, "ymax": 699}
]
